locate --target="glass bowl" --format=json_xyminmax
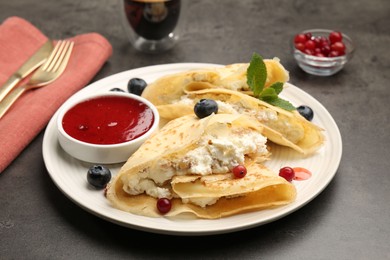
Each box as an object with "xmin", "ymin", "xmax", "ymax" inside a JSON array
[{"xmin": 292, "ymin": 29, "xmax": 355, "ymax": 76}]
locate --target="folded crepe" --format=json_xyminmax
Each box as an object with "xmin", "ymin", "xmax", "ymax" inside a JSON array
[
  {"xmin": 107, "ymin": 114, "xmax": 296, "ymax": 219},
  {"xmin": 141, "ymin": 60, "xmax": 323, "ymax": 155},
  {"xmin": 149, "ymin": 86, "xmax": 324, "ymax": 155},
  {"xmin": 141, "ymin": 58, "xmax": 289, "ymax": 106}
]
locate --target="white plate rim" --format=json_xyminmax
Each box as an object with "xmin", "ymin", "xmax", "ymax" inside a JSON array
[{"xmin": 43, "ymin": 63, "xmax": 342, "ymax": 236}]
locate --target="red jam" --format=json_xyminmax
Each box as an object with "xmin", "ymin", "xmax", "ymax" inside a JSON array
[{"xmin": 62, "ymin": 96, "xmax": 154, "ymax": 145}]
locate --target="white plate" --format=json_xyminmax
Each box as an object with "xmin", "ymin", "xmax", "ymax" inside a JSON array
[{"xmin": 43, "ymin": 63, "xmax": 342, "ymax": 236}]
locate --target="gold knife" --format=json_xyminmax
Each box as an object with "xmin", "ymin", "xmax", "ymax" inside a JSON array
[{"xmin": 0, "ymin": 40, "xmax": 53, "ymax": 102}]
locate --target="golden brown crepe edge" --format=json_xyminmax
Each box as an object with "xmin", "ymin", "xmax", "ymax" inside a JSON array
[{"xmin": 106, "ymin": 166, "xmax": 296, "ymax": 219}]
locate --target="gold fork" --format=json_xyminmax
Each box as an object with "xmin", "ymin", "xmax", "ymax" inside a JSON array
[{"xmin": 0, "ymin": 40, "xmax": 74, "ymax": 119}]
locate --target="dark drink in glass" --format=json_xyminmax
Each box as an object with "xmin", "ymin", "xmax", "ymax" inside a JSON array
[{"xmin": 124, "ymin": 0, "xmax": 181, "ymax": 41}]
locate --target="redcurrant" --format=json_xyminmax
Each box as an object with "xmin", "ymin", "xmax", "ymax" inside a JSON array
[
  {"xmin": 331, "ymin": 41, "xmax": 346, "ymax": 54},
  {"xmin": 319, "ymin": 37, "xmax": 330, "ymax": 47},
  {"xmin": 328, "ymin": 50, "xmax": 340, "ymax": 57},
  {"xmin": 321, "ymin": 45, "xmax": 331, "ymax": 56},
  {"xmin": 157, "ymin": 198, "xmax": 172, "ymax": 214},
  {"xmin": 294, "ymin": 34, "xmax": 307, "ymax": 44},
  {"xmin": 233, "ymin": 165, "xmax": 247, "ymax": 178},
  {"xmin": 295, "ymin": 43, "xmax": 305, "ymax": 52},
  {"xmin": 304, "ymin": 40, "xmax": 316, "ymax": 50},
  {"xmin": 304, "ymin": 49, "xmax": 314, "ymax": 55},
  {"xmin": 294, "ymin": 30, "xmax": 346, "ymax": 57},
  {"xmin": 304, "ymin": 32, "xmax": 312, "ymax": 40},
  {"xmin": 279, "ymin": 167, "xmax": 295, "ymax": 182},
  {"xmin": 329, "ymin": 31, "xmax": 343, "ymax": 43}
]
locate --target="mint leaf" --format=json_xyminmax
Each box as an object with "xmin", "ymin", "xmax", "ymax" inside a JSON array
[
  {"xmin": 264, "ymin": 97, "xmax": 296, "ymax": 111},
  {"xmin": 247, "ymin": 53, "xmax": 267, "ymax": 96},
  {"xmin": 268, "ymin": 82, "xmax": 284, "ymax": 95},
  {"xmin": 246, "ymin": 52, "xmax": 296, "ymax": 111},
  {"xmin": 259, "ymin": 87, "xmax": 278, "ymax": 100}
]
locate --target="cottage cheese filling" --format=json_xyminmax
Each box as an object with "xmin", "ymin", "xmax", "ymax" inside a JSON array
[{"xmin": 121, "ymin": 124, "xmax": 268, "ymax": 207}]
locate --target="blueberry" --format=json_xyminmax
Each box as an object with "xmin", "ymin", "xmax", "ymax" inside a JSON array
[
  {"xmin": 194, "ymin": 99, "xmax": 218, "ymax": 119},
  {"xmin": 110, "ymin": 88, "xmax": 125, "ymax": 92},
  {"xmin": 297, "ymin": 105, "xmax": 314, "ymax": 121},
  {"xmin": 87, "ymin": 165, "xmax": 111, "ymax": 189},
  {"xmin": 127, "ymin": 78, "xmax": 147, "ymax": 96}
]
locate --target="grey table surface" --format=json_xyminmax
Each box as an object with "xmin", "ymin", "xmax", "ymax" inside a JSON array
[{"xmin": 1, "ymin": 0, "xmax": 389, "ymax": 259}]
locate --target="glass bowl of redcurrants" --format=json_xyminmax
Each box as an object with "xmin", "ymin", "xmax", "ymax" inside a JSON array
[{"xmin": 292, "ymin": 29, "xmax": 355, "ymax": 76}]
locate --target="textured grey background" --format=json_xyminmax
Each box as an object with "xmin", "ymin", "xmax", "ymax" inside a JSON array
[{"xmin": 1, "ymin": 0, "xmax": 389, "ymax": 259}]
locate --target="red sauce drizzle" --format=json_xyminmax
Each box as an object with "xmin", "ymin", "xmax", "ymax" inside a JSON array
[
  {"xmin": 62, "ymin": 96, "xmax": 154, "ymax": 145},
  {"xmin": 293, "ymin": 167, "xmax": 312, "ymax": 181}
]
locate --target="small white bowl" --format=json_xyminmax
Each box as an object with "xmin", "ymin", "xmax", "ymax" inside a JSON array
[
  {"xmin": 293, "ymin": 29, "xmax": 355, "ymax": 76},
  {"xmin": 56, "ymin": 91, "xmax": 159, "ymax": 164}
]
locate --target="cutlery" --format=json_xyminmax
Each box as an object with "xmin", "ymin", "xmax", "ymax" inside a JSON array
[
  {"xmin": 0, "ymin": 40, "xmax": 74, "ymax": 119},
  {"xmin": 0, "ymin": 40, "xmax": 53, "ymax": 103}
]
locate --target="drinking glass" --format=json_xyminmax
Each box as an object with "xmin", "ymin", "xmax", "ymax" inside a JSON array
[{"xmin": 120, "ymin": 0, "xmax": 182, "ymax": 53}]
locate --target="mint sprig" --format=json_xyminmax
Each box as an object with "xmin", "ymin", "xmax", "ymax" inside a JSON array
[{"xmin": 247, "ymin": 53, "xmax": 295, "ymax": 111}]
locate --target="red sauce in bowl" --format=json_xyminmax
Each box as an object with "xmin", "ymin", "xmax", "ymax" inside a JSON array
[{"xmin": 62, "ymin": 96, "xmax": 154, "ymax": 145}]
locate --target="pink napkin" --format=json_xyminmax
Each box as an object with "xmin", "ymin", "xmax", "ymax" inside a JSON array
[{"xmin": 0, "ymin": 17, "xmax": 113, "ymax": 173}]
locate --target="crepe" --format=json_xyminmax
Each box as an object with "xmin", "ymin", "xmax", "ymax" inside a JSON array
[
  {"xmin": 107, "ymin": 114, "xmax": 296, "ymax": 219},
  {"xmin": 153, "ymin": 87, "xmax": 324, "ymax": 155},
  {"xmin": 141, "ymin": 59, "xmax": 323, "ymax": 155},
  {"xmin": 141, "ymin": 58, "xmax": 289, "ymax": 106}
]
